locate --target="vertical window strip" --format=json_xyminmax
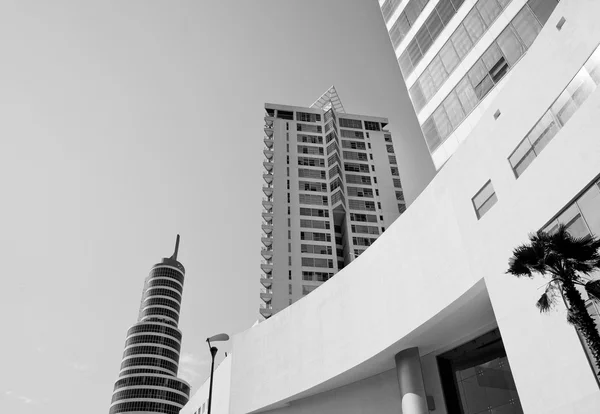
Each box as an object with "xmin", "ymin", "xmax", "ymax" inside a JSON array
[{"xmin": 508, "ymin": 46, "xmax": 600, "ymax": 177}]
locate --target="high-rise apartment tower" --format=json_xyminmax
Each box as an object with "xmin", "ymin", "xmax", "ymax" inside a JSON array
[
  {"xmin": 109, "ymin": 236, "xmax": 190, "ymax": 414},
  {"xmin": 380, "ymin": 0, "xmax": 561, "ymax": 169},
  {"xmin": 260, "ymin": 87, "xmax": 406, "ymax": 319}
]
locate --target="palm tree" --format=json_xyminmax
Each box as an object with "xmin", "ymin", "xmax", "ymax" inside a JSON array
[{"xmin": 507, "ymin": 224, "xmax": 600, "ymax": 374}]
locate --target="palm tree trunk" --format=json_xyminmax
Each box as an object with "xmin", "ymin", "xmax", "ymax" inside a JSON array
[{"xmin": 563, "ymin": 281, "xmax": 600, "ymax": 375}]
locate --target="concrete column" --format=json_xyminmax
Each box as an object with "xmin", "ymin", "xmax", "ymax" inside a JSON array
[{"xmin": 395, "ymin": 347, "xmax": 428, "ymax": 414}]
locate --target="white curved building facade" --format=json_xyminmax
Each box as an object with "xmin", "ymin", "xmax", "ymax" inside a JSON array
[
  {"xmin": 109, "ymin": 237, "xmax": 191, "ymax": 414},
  {"xmin": 183, "ymin": 1, "xmax": 600, "ymax": 412}
]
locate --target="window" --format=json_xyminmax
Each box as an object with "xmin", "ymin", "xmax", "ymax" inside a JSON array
[
  {"xmin": 344, "ymin": 162, "xmax": 370, "ymax": 173},
  {"xmin": 410, "ymin": 0, "xmax": 557, "ymax": 119},
  {"xmin": 329, "ymin": 164, "xmax": 341, "ymax": 178},
  {"xmin": 339, "ymin": 118, "xmax": 362, "ymax": 129},
  {"xmin": 298, "ymin": 156, "xmax": 325, "ymax": 167},
  {"xmin": 364, "ymin": 121, "xmax": 380, "ymax": 131},
  {"xmin": 528, "ymin": 0, "xmax": 559, "ymax": 25},
  {"xmin": 301, "ymin": 244, "xmax": 332, "ymax": 254},
  {"xmin": 301, "ymin": 257, "xmax": 334, "ymax": 268},
  {"xmin": 346, "ymin": 174, "xmax": 372, "ymax": 185},
  {"xmin": 352, "ymin": 236, "xmax": 378, "ymax": 246},
  {"xmin": 289, "ymin": 284, "xmax": 292, "ymax": 295},
  {"xmin": 300, "ymin": 207, "xmax": 329, "ymax": 217},
  {"xmin": 351, "ymin": 224, "xmax": 379, "ymax": 235},
  {"xmin": 343, "ymin": 151, "xmax": 368, "ymax": 161},
  {"xmin": 297, "ymin": 123, "xmax": 322, "ymax": 133},
  {"xmin": 508, "ymin": 46, "xmax": 600, "ymax": 177},
  {"xmin": 297, "ymin": 145, "xmax": 324, "ymax": 155},
  {"xmin": 298, "ymin": 169, "xmax": 326, "ymax": 180},
  {"xmin": 350, "ymin": 213, "xmax": 378, "ymax": 223},
  {"xmin": 302, "ymin": 285, "xmax": 318, "ymax": 295},
  {"xmin": 398, "ymin": 204, "xmax": 407, "ymax": 213},
  {"xmin": 299, "ymin": 194, "xmax": 328, "ymax": 206},
  {"xmin": 342, "ymin": 140, "xmax": 366, "ymax": 150},
  {"xmin": 421, "ymin": 2, "xmax": 554, "ymax": 152},
  {"xmin": 398, "ymin": 0, "xmax": 466, "ymax": 78},
  {"xmin": 299, "ymin": 181, "xmax": 327, "ymax": 192},
  {"xmin": 347, "ymin": 187, "xmax": 374, "ymax": 198},
  {"xmin": 277, "ymin": 110, "xmax": 293, "ymax": 120},
  {"xmin": 476, "ymin": 0, "xmax": 502, "ymax": 27},
  {"xmin": 393, "ymin": 178, "xmax": 402, "ymax": 188},
  {"xmin": 327, "ymin": 141, "xmax": 339, "ymax": 155},
  {"xmin": 512, "ymin": 6, "xmax": 541, "ymax": 48},
  {"xmin": 296, "ymin": 112, "xmax": 321, "ymax": 122},
  {"xmin": 340, "ymin": 129, "xmax": 364, "ymax": 139},
  {"xmin": 349, "ymin": 199, "xmax": 376, "ymax": 211},
  {"xmin": 391, "ymin": 167, "xmax": 399, "ymax": 176},
  {"xmin": 300, "ymin": 231, "xmax": 331, "ymax": 242},
  {"xmin": 330, "ymin": 177, "xmax": 343, "ymax": 192},
  {"xmin": 472, "ymin": 181, "xmax": 497, "ymax": 219}
]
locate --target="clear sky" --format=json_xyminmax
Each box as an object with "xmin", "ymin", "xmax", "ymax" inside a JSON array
[{"xmin": 0, "ymin": 1, "xmax": 435, "ymax": 413}]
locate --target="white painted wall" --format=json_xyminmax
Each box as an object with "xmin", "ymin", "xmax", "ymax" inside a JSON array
[{"xmin": 180, "ymin": 355, "xmax": 232, "ymax": 414}]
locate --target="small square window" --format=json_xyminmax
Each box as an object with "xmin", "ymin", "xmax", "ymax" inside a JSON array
[{"xmin": 472, "ymin": 180, "xmax": 498, "ymax": 219}]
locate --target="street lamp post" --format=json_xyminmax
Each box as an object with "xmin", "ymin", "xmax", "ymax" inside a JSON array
[{"xmin": 206, "ymin": 333, "xmax": 229, "ymax": 414}]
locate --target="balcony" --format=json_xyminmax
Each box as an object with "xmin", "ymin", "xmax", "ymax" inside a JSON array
[
  {"xmin": 263, "ymin": 173, "xmax": 273, "ymax": 184},
  {"xmin": 263, "ymin": 186, "xmax": 273, "ymax": 198},
  {"xmin": 262, "ymin": 211, "xmax": 273, "ymax": 222},
  {"xmin": 260, "ymin": 275, "xmax": 273, "ymax": 288},
  {"xmin": 264, "ymin": 116, "xmax": 274, "ymax": 128},
  {"xmin": 261, "ymin": 223, "xmax": 273, "ymax": 235},
  {"xmin": 264, "ymin": 149, "xmax": 273, "ymax": 159},
  {"xmin": 263, "ymin": 160, "xmax": 273, "ymax": 172},
  {"xmin": 264, "ymin": 127, "xmax": 273, "ymax": 138},
  {"xmin": 262, "ymin": 198, "xmax": 273, "ymax": 211},
  {"xmin": 261, "ymin": 237, "xmax": 273, "ymax": 247},
  {"xmin": 264, "ymin": 137, "xmax": 274, "ymax": 148},
  {"xmin": 259, "ymin": 304, "xmax": 273, "ymax": 319},
  {"xmin": 261, "ymin": 247, "xmax": 273, "ymax": 260},
  {"xmin": 260, "ymin": 262, "xmax": 273, "ymax": 274},
  {"xmin": 260, "ymin": 288, "xmax": 273, "ymax": 303}
]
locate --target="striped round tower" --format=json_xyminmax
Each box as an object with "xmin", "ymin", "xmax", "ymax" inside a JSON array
[{"xmin": 109, "ymin": 235, "xmax": 190, "ymax": 414}]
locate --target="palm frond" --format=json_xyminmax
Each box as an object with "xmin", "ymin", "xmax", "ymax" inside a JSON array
[
  {"xmin": 536, "ymin": 291, "xmax": 554, "ymax": 312},
  {"xmin": 507, "ymin": 241, "xmax": 547, "ymax": 277},
  {"xmin": 585, "ymin": 279, "xmax": 600, "ymax": 303}
]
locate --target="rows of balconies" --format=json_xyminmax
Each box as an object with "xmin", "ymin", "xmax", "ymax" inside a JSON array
[{"xmin": 261, "ymin": 121, "xmax": 274, "ymax": 320}]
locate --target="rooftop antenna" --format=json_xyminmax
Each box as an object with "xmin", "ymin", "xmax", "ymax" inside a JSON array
[{"xmin": 170, "ymin": 234, "xmax": 180, "ymax": 260}]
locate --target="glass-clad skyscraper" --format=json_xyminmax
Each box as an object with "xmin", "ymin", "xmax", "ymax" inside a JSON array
[{"xmin": 109, "ymin": 236, "xmax": 190, "ymax": 414}]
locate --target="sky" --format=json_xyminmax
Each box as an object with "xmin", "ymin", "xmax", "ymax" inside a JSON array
[{"xmin": 0, "ymin": 1, "xmax": 435, "ymax": 413}]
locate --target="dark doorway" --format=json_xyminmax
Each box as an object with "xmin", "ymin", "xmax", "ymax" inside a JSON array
[{"xmin": 437, "ymin": 329, "xmax": 524, "ymax": 414}]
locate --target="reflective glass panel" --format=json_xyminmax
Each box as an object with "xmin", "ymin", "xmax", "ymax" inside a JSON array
[
  {"xmin": 529, "ymin": 111, "xmax": 559, "ymax": 155},
  {"xmin": 585, "ymin": 47, "xmax": 600, "ymax": 85},
  {"xmin": 432, "ymin": 106, "xmax": 453, "ymax": 140},
  {"xmin": 497, "ymin": 25, "xmax": 525, "ymax": 66},
  {"xmin": 477, "ymin": 0, "xmax": 502, "ymax": 26},
  {"xmin": 577, "ymin": 182, "xmax": 600, "ymax": 236},
  {"xmin": 464, "ymin": 8, "xmax": 486, "ymax": 42},
  {"xmin": 451, "ymin": 25, "xmax": 473, "ymax": 59},
  {"xmin": 429, "ymin": 55, "xmax": 449, "ymax": 88},
  {"xmin": 455, "ymin": 77, "xmax": 479, "ymax": 114},
  {"xmin": 439, "ymin": 41, "xmax": 460, "ymax": 73},
  {"xmin": 512, "ymin": 6, "xmax": 541, "ymax": 48},
  {"xmin": 444, "ymin": 91, "xmax": 466, "ymax": 129}
]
